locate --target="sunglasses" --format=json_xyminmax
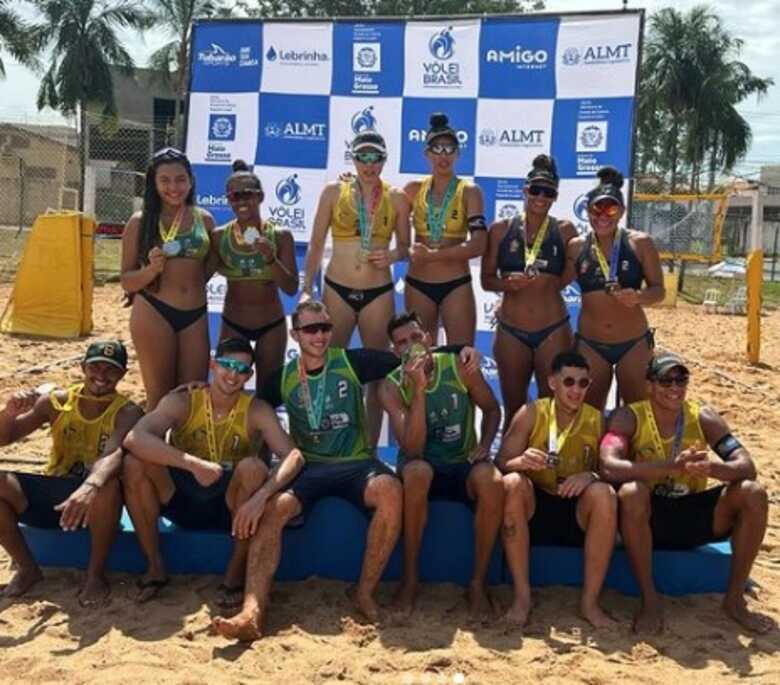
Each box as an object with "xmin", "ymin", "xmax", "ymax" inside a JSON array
[
  {"xmin": 215, "ymin": 357, "xmax": 252, "ymax": 375},
  {"xmin": 153, "ymin": 146, "xmax": 188, "ymax": 161},
  {"xmin": 227, "ymin": 189, "xmax": 262, "ymax": 202},
  {"xmin": 654, "ymin": 374, "xmax": 689, "ymax": 388},
  {"xmin": 428, "ymin": 142, "xmax": 458, "ymax": 156},
  {"xmin": 353, "ymin": 151, "xmax": 386, "ymax": 164},
  {"xmin": 588, "ymin": 201, "xmax": 622, "ymax": 218},
  {"xmin": 295, "ymin": 322, "xmax": 334, "ymax": 335},
  {"xmin": 527, "ymin": 185, "xmax": 558, "ymax": 199},
  {"xmin": 562, "ymin": 376, "xmax": 591, "ymax": 389}
]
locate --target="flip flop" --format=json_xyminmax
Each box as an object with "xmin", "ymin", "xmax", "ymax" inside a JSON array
[
  {"xmin": 216, "ymin": 583, "xmax": 244, "ymax": 609},
  {"xmin": 135, "ymin": 577, "xmax": 169, "ymax": 604}
]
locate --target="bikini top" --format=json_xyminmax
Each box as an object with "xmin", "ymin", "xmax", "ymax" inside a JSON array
[
  {"xmin": 160, "ymin": 207, "xmax": 210, "ymax": 261},
  {"xmin": 217, "ymin": 220, "xmax": 277, "ymax": 282},
  {"xmin": 330, "ymin": 180, "xmax": 395, "ymax": 245},
  {"xmin": 496, "ymin": 215, "xmax": 566, "ymax": 276},
  {"xmin": 575, "ymin": 230, "xmax": 644, "ymax": 293},
  {"xmin": 412, "ymin": 176, "xmax": 469, "ymax": 241}
]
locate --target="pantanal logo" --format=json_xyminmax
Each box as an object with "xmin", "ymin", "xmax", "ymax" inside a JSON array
[{"xmin": 429, "ymin": 27, "xmax": 455, "ymax": 60}]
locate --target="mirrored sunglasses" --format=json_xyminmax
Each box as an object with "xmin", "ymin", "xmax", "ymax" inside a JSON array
[
  {"xmin": 589, "ymin": 201, "xmax": 622, "ymax": 218},
  {"xmin": 153, "ymin": 146, "xmax": 187, "ymax": 161},
  {"xmin": 562, "ymin": 376, "xmax": 591, "ymax": 389},
  {"xmin": 215, "ymin": 357, "xmax": 252, "ymax": 375},
  {"xmin": 295, "ymin": 322, "xmax": 334, "ymax": 335},
  {"xmin": 227, "ymin": 189, "xmax": 262, "ymax": 202},
  {"xmin": 428, "ymin": 143, "xmax": 458, "ymax": 156},
  {"xmin": 353, "ymin": 151, "xmax": 385, "ymax": 164},
  {"xmin": 527, "ymin": 185, "xmax": 558, "ymax": 199}
]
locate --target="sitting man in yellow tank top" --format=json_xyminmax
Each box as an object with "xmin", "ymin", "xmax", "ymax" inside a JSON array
[
  {"xmin": 601, "ymin": 352, "xmax": 770, "ymax": 635},
  {"xmin": 0, "ymin": 341, "xmax": 142, "ymax": 605},
  {"xmin": 498, "ymin": 351, "xmax": 616, "ymax": 629},
  {"xmin": 122, "ymin": 337, "xmax": 304, "ymax": 605}
]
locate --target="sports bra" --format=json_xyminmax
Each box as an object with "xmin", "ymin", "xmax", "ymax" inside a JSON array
[
  {"xmin": 497, "ymin": 215, "xmax": 566, "ymax": 276},
  {"xmin": 217, "ymin": 220, "xmax": 277, "ymax": 282},
  {"xmin": 412, "ymin": 176, "xmax": 468, "ymax": 241},
  {"xmin": 160, "ymin": 207, "xmax": 210, "ymax": 261},
  {"xmin": 331, "ymin": 180, "xmax": 395, "ymax": 245},
  {"xmin": 575, "ymin": 230, "xmax": 644, "ymax": 293}
]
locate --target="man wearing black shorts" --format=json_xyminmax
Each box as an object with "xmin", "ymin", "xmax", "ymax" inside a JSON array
[
  {"xmin": 602, "ymin": 352, "xmax": 770, "ymax": 634},
  {"xmin": 0, "ymin": 341, "xmax": 142, "ymax": 604},
  {"xmin": 380, "ymin": 311, "xmax": 503, "ymax": 620}
]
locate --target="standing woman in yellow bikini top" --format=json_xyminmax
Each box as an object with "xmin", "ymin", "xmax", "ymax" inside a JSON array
[
  {"xmin": 211, "ymin": 160, "xmax": 298, "ymax": 389},
  {"xmin": 404, "ymin": 113, "xmax": 487, "ymax": 346},
  {"xmin": 121, "ymin": 148, "xmax": 215, "ymax": 410},
  {"xmin": 302, "ymin": 130, "xmax": 410, "ymax": 443}
]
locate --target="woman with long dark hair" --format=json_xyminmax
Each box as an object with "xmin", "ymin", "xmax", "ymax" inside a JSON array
[
  {"xmin": 121, "ymin": 148, "xmax": 215, "ymax": 410},
  {"xmin": 404, "ymin": 113, "xmax": 486, "ymax": 346},
  {"xmin": 564, "ymin": 166, "xmax": 665, "ymax": 409},
  {"xmin": 481, "ymin": 155, "xmax": 577, "ymax": 431},
  {"xmin": 213, "ymin": 160, "xmax": 298, "ymax": 388}
]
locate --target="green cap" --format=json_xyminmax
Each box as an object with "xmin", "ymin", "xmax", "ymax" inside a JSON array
[
  {"xmin": 647, "ymin": 352, "xmax": 689, "ymax": 380},
  {"xmin": 84, "ymin": 340, "xmax": 128, "ymax": 371}
]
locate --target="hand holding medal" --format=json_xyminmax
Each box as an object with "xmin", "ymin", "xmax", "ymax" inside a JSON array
[{"xmin": 159, "ymin": 207, "xmax": 185, "ymax": 257}]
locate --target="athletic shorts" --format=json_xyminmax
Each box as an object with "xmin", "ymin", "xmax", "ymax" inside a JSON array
[
  {"xmin": 160, "ymin": 467, "xmax": 233, "ymax": 531},
  {"xmin": 15, "ymin": 472, "xmax": 85, "ymax": 528},
  {"xmin": 650, "ymin": 485, "xmax": 730, "ymax": 550},
  {"xmin": 429, "ymin": 462, "xmax": 474, "ymax": 506},
  {"xmin": 529, "ymin": 485, "xmax": 585, "ymax": 548},
  {"xmin": 286, "ymin": 459, "xmax": 397, "ymax": 519}
]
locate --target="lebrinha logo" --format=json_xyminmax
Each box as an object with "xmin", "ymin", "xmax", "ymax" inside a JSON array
[
  {"xmin": 275, "ymin": 174, "xmax": 302, "ymax": 206},
  {"xmin": 351, "ymin": 107, "xmax": 377, "ymax": 134},
  {"xmin": 198, "ymin": 43, "xmax": 237, "ymax": 67},
  {"xmin": 265, "ymin": 45, "xmax": 329, "ymax": 65},
  {"xmin": 197, "ymin": 192, "xmax": 228, "ymax": 208},
  {"xmin": 423, "ymin": 27, "xmax": 460, "ymax": 87},
  {"xmin": 562, "ymin": 43, "xmax": 632, "ymax": 66}
]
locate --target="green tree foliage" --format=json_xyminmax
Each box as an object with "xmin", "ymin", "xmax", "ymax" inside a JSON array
[
  {"xmin": 637, "ymin": 6, "xmax": 772, "ymax": 192},
  {"xmin": 0, "ymin": 0, "xmax": 36, "ymax": 77}
]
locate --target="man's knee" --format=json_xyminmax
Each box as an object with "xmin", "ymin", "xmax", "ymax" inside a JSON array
[
  {"xmin": 617, "ymin": 481, "xmax": 650, "ymax": 519},
  {"xmin": 401, "ymin": 460, "xmax": 433, "ymax": 494},
  {"xmin": 582, "ymin": 481, "xmax": 617, "ymax": 513},
  {"xmin": 730, "ymin": 479, "xmax": 768, "ymax": 515},
  {"xmin": 265, "ymin": 492, "xmax": 300, "ymax": 527},
  {"xmin": 368, "ymin": 474, "xmax": 403, "ymax": 511},
  {"xmin": 503, "ymin": 472, "xmax": 533, "ymax": 511},
  {"xmin": 122, "ymin": 453, "xmax": 147, "ymax": 488},
  {"xmin": 233, "ymin": 457, "xmax": 269, "ymax": 491}
]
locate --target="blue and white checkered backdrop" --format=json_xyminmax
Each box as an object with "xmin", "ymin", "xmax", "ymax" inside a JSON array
[{"xmin": 187, "ymin": 12, "xmax": 642, "ymax": 437}]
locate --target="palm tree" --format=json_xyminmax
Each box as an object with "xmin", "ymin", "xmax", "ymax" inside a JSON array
[
  {"xmin": 31, "ymin": 0, "xmax": 150, "ymax": 209},
  {"xmin": 146, "ymin": 1, "xmax": 223, "ymax": 147},
  {"xmin": 0, "ymin": 0, "xmax": 36, "ymax": 77}
]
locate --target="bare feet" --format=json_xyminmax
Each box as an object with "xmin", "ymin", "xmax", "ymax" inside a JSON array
[
  {"xmin": 580, "ymin": 600, "xmax": 617, "ymax": 629},
  {"xmin": 78, "ymin": 574, "xmax": 110, "ymax": 608},
  {"xmin": 212, "ymin": 610, "xmax": 263, "ymax": 642},
  {"xmin": 348, "ymin": 585, "xmax": 380, "ymax": 623},
  {"xmin": 134, "ymin": 574, "xmax": 169, "ymax": 603},
  {"xmin": 1, "ymin": 565, "xmax": 43, "ymax": 598},
  {"xmin": 504, "ymin": 592, "xmax": 531, "ymax": 627},
  {"xmin": 632, "ymin": 596, "xmax": 664, "ymax": 634},
  {"xmin": 217, "ymin": 583, "xmax": 244, "ymax": 610},
  {"xmin": 468, "ymin": 582, "xmax": 499, "ymax": 623},
  {"xmin": 723, "ymin": 597, "xmax": 775, "ymax": 634},
  {"xmin": 391, "ymin": 581, "xmax": 418, "ymax": 618}
]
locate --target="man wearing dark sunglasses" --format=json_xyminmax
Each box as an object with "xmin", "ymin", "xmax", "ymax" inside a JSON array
[
  {"xmin": 601, "ymin": 352, "xmax": 770, "ymax": 635},
  {"xmin": 498, "ymin": 351, "xmax": 615, "ymax": 628},
  {"xmin": 123, "ymin": 337, "xmax": 303, "ymax": 605},
  {"xmin": 379, "ymin": 311, "xmax": 503, "ymax": 620}
]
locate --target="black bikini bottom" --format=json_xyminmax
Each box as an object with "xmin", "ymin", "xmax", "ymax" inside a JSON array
[
  {"xmin": 139, "ymin": 291, "xmax": 206, "ymax": 334},
  {"xmin": 222, "ymin": 315, "xmax": 285, "ymax": 342},
  {"xmin": 576, "ymin": 329, "xmax": 655, "ymax": 366},
  {"xmin": 405, "ymin": 274, "xmax": 472, "ymax": 307},
  {"xmin": 498, "ymin": 316, "xmax": 570, "ymax": 351},
  {"xmin": 324, "ymin": 276, "xmax": 394, "ymax": 314}
]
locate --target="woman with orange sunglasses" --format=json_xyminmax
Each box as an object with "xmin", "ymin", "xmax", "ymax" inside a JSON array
[{"xmin": 563, "ymin": 166, "xmax": 665, "ymax": 410}]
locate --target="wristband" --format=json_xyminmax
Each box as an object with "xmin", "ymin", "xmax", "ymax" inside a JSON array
[{"xmin": 467, "ymin": 214, "xmax": 487, "ymax": 232}]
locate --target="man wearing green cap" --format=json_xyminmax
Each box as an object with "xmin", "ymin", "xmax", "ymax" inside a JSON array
[
  {"xmin": 0, "ymin": 340, "xmax": 142, "ymax": 605},
  {"xmin": 601, "ymin": 351, "xmax": 770, "ymax": 634}
]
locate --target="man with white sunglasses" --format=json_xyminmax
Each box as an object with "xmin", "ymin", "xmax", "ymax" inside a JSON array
[{"xmin": 498, "ymin": 351, "xmax": 616, "ymax": 628}]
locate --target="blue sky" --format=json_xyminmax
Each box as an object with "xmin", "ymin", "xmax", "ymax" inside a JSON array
[{"xmin": 1, "ymin": 0, "xmax": 777, "ymax": 177}]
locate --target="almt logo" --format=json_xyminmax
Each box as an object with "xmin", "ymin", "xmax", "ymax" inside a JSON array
[{"xmin": 562, "ymin": 43, "xmax": 632, "ymax": 66}]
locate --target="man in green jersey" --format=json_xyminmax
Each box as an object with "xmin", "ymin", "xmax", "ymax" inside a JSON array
[{"xmin": 380, "ymin": 311, "xmax": 503, "ymax": 620}]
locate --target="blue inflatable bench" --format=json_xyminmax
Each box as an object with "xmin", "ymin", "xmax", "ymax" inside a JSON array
[{"xmin": 21, "ymin": 497, "xmax": 731, "ymax": 596}]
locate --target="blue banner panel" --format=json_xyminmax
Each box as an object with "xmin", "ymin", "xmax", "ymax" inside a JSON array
[
  {"xmin": 191, "ymin": 22, "xmax": 262, "ymax": 93},
  {"xmin": 332, "ymin": 22, "xmax": 406, "ymax": 97},
  {"xmin": 192, "ymin": 163, "xmax": 232, "ymax": 225}
]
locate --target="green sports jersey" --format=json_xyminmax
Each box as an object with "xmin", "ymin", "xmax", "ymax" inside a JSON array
[
  {"xmin": 389, "ymin": 352, "xmax": 476, "ymax": 465},
  {"xmin": 281, "ymin": 347, "xmax": 371, "ymax": 463}
]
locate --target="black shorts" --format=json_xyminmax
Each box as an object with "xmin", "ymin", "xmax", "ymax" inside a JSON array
[
  {"xmin": 529, "ymin": 486, "xmax": 585, "ymax": 548},
  {"xmin": 650, "ymin": 485, "xmax": 730, "ymax": 550},
  {"xmin": 429, "ymin": 462, "xmax": 474, "ymax": 506},
  {"xmin": 287, "ymin": 459, "xmax": 397, "ymax": 519},
  {"xmin": 15, "ymin": 472, "xmax": 85, "ymax": 528},
  {"xmin": 160, "ymin": 467, "xmax": 234, "ymax": 531}
]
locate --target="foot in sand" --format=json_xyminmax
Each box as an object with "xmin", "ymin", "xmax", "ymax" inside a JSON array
[
  {"xmin": 581, "ymin": 600, "xmax": 617, "ymax": 629},
  {"xmin": 1, "ymin": 565, "xmax": 43, "ymax": 598},
  {"xmin": 134, "ymin": 574, "xmax": 169, "ymax": 603},
  {"xmin": 217, "ymin": 583, "xmax": 244, "ymax": 610},
  {"xmin": 212, "ymin": 610, "xmax": 263, "ymax": 642},
  {"xmin": 78, "ymin": 574, "xmax": 110, "ymax": 608},
  {"xmin": 632, "ymin": 596, "xmax": 664, "ymax": 634},
  {"xmin": 723, "ymin": 597, "xmax": 775, "ymax": 634},
  {"xmin": 391, "ymin": 580, "xmax": 418, "ymax": 618},
  {"xmin": 348, "ymin": 585, "xmax": 380, "ymax": 623},
  {"xmin": 468, "ymin": 582, "xmax": 499, "ymax": 623},
  {"xmin": 504, "ymin": 593, "xmax": 531, "ymax": 627}
]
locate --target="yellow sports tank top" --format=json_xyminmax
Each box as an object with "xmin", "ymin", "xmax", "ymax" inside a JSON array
[
  {"xmin": 412, "ymin": 176, "xmax": 468, "ymax": 241},
  {"xmin": 171, "ymin": 388, "xmax": 256, "ymax": 464},
  {"xmin": 331, "ymin": 180, "xmax": 395, "ymax": 245},
  {"xmin": 629, "ymin": 399, "xmax": 707, "ymax": 496},
  {"xmin": 48, "ymin": 384, "xmax": 131, "ymax": 476},
  {"xmin": 527, "ymin": 397, "xmax": 603, "ymax": 494}
]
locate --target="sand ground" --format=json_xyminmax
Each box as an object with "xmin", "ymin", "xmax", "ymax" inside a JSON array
[{"xmin": 1, "ymin": 283, "xmax": 779, "ymax": 684}]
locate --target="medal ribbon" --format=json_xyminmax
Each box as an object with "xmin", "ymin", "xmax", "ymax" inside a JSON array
[
  {"xmin": 523, "ymin": 214, "xmax": 550, "ymax": 269},
  {"xmin": 355, "ymin": 181, "xmax": 383, "ymax": 252},
  {"xmin": 48, "ymin": 383, "xmax": 116, "ymax": 413},
  {"xmin": 202, "ymin": 390, "xmax": 241, "ymax": 463},
  {"xmin": 548, "ymin": 400, "xmax": 582, "ymax": 459},
  {"xmin": 158, "ymin": 207, "xmax": 185, "ymax": 244},
  {"xmin": 426, "ymin": 177, "xmax": 458, "ymax": 244},
  {"xmin": 298, "ymin": 357, "xmax": 328, "ymax": 432},
  {"xmin": 592, "ymin": 228, "xmax": 622, "ymax": 283},
  {"xmin": 646, "ymin": 405, "xmax": 685, "ymax": 461}
]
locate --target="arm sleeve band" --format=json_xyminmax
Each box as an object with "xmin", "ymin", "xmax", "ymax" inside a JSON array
[
  {"xmin": 467, "ymin": 215, "xmax": 487, "ymax": 232},
  {"xmin": 713, "ymin": 433, "xmax": 742, "ymax": 461}
]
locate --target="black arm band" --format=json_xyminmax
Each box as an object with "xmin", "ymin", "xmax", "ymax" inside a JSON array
[
  {"xmin": 467, "ymin": 215, "xmax": 487, "ymax": 232},
  {"xmin": 713, "ymin": 433, "xmax": 742, "ymax": 461}
]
